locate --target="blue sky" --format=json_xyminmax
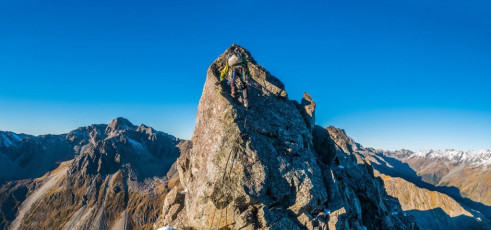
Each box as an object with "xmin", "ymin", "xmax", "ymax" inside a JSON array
[{"xmin": 1, "ymin": 0, "xmax": 490, "ymax": 151}]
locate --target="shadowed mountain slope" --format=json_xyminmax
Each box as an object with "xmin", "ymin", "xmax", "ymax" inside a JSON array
[{"xmin": 322, "ymin": 126, "xmax": 491, "ymax": 229}]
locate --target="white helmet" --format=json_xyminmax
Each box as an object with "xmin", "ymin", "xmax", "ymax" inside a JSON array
[{"xmin": 227, "ymin": 52, "xmax": 243, "ymax": 66}]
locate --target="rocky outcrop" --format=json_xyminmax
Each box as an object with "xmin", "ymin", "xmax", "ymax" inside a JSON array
[
  {"xmin": 325, "ymin": 127, "xmax": 491, "ymax": 229},
  {"xmin": 155, "ymin": 45, "xmax": 416, "ymax": 230},
  {"xmin": 295, "ymin": 92, "xmax": 316, "ymax": 133},
  {"xmin": 0, "ymin": 118, "xmax": 182, "ymax": 230}
]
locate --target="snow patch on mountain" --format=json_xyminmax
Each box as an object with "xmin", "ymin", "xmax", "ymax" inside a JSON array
[
  {"xmin": 410, "ymin": 149, "xmax": 491, "ymax": 166},
  {"xmin": 2, "ymin": 133, "xmax": 13, "ymax": 147},
  {"xmin": 127, "ymin": 137, "xmax": 146, "ymax": 155},
  {"xmin": 80, "ymin": 144, "xmax": 93, "ymax": 154},
  {"xmin": 11, "ymin": 133, "xmax": 21, "ymax": 141},
  {"xmin": 1, "ymin": 132, "xmax": 22, "ymax": 147},
  {"xmin": 157, "ymin": 227, "xmax": 176, "ymax": 230}
]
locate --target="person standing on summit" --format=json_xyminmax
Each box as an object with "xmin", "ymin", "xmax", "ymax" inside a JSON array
[{"xmin": 216, "ymin": 49, "xmax": 250, "ymax": 108}]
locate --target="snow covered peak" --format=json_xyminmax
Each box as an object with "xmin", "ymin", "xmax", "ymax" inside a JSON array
[
  {"xmin": 467, "ymin": 149, "xmax": 491, "ymax": 166},
  {"xmin": 410, "ymin": 149, "xmax": 491, "ymax": 166},
  {"xmin": 0, "ymin": 131, "xmax": 23, "ymax": 147}
]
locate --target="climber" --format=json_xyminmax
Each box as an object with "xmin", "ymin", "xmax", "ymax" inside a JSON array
[{"xmin": 216, "ymin": 49, "xmax": 250, "ymax": 108}]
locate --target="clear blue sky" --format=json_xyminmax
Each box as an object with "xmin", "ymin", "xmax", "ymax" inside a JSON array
[{"xmin": 1, "ymin": 0, "xmax": 490, "ymax": 151}]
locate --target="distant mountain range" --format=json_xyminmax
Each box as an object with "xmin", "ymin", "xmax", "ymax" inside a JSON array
[
  {"xmin": 0, "ymin": 117, "xmax": 181, "ymax": 230},
  {"xmin": 406, "ymin": 149, "xmax": 491, "ymax": 166},
  {"xmin": 375, "ymin": 149, "xmax": 491, "ymax": 210},
  {"xmin": 321, "ymin": 126, "xmax": 490, "ymax": 229}
]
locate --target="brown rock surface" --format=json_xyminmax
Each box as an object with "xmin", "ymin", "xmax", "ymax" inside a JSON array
[{"xmin": 155, "ymin": 45, "xmax": 416, "ymax": 230}]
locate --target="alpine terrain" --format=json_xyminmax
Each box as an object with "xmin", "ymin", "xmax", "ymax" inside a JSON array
[
  {"xmin": 153, "ymin": 45, "xmax": 416, "ymax": 229},
  {"xmin": 321, "ymin": 127, "xmax": 491, "ymax": 229},
  {"xmin": 0, "ymin": 118, "xmax": 181, "ymax": 230},
  {"xmin": 0, "ymin": 45, "xmax": 489, "ymax": 230}
]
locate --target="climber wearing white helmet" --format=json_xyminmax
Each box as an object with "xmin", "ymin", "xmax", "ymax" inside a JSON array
[{"xmin": 216, "ymin": 48, "xmax": 250, "ymax": 108}]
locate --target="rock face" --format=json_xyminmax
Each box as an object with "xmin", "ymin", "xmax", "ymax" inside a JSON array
[
  {"xmin": 155, "ymin": 45, "xmax": 416, "ymax": 229},
  {"xmin": 0, "ymin": 118, "xmax": 182, "ymax": 230},
  {"xmin": 325, "ymin": 127, "xmax": 491, "ymax": 229}
]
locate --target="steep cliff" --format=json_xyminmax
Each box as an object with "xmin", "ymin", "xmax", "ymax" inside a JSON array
[{"xmin": 155, "ymin": 45, "xmax": 416, "ymax": 230}]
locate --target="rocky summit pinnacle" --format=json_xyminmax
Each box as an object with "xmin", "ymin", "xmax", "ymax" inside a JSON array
[
  {"xmin": 106, "ymin": 117, "xmax": 136, "ymax": 132},
  {"xmin": 154, "ymin": 45, "xmax": 417, "ymax": 229}
]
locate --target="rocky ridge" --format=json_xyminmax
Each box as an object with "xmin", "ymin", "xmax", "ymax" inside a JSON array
[
  {"xmin": 154, "ymin": 45, "xmax": 416, "ymax": 230},
  {"xmin": 328, "ymin": 127, "xmax": 491, "ymax": 229}
]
